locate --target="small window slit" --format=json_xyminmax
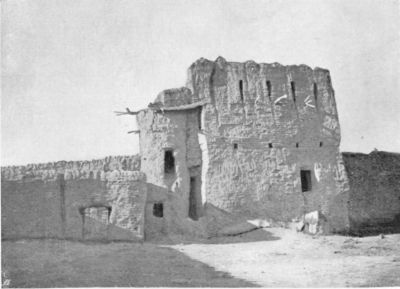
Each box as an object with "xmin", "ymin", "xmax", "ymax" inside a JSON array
[
  {"xmin": 239, "ymin": 80, "xmax": 244, "ymax": 102},
  {"xmin": 291, "ymin": 81, "xmax": 296, "ymax": 103},
  {"xmin": 266, "ymin": 80, "xmax": 272, "ymax": 98}
]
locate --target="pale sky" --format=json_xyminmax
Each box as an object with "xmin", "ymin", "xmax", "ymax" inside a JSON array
[{"xmin": 2, "ymin": 0, "xmax": 400, "ymax": 165}]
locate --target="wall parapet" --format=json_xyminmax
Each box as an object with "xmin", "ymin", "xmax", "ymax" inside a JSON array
[{"xmin": 1, "ymin": 155, "xmax": 141, "ymax": 182}]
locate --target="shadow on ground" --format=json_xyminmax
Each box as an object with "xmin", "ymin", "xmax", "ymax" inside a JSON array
[
  {"xmin": 204, "ymin": 228, "xmax": 280, "ymax": 244},
  {"xmin": 2, "ymin": 239, "xmax": 258, "ymax": 288},
  {"xmin": 348, "ymin": 215, "xmax": 400, "ymax": 237},
  {"xmin": 146, "ymin": 227, "xmax": 280, "ymax": 245}
]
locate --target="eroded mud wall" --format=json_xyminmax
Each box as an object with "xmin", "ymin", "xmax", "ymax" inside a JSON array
[
  {"xmin": 2, "ymin": 164, "xmax": 146, "ymax": 241},
  {"xmin": 187, "ymin": 57, "xmax": 349, "ymax": 232},
  {"xmin": 1, "ymin": 155, "xmax": 141, "ymax": 180},
  {"xmin": 343, "ymin": 151, "xmax": 400, "ymax": 234},
  {"xmin": 137, "ymin": 99, "xmax": 207, "ymax": 238}
]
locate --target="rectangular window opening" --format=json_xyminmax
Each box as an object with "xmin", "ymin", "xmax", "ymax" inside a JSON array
[
  {"xmin": 300, "ymin": 170, "xmax": 312, "ymax": 192},
  {"xmin": 319, "ymin": 141, "xmax": 323, "ymax": 147},
  {"xmin": 296, "ymin": 142, "xmax": 299, "ymax": 148},
  {"xmin": 164, "ymin": 150, "xmax": 175, "ymax": 174},
  {"xmin": 233, "ymin": 143, "xmax": 238, "ymax": 149},
  {"xmin": 239, "ymin": 80, "xmax": 244, "ymax": 102},
  {"xmin": 153, "ymin": 203, "xmax": 163, "ymax": 218},
  {"xmin": 266, "ymin": 80, "xmax": 272, "ymax": 98},
  {"xmin": 291, "ymin": 81, "xmax": 296, "ymax": 103},
  {"xmin": 268, "ymin": 143, "xmax": 273, "ymax": 148}
]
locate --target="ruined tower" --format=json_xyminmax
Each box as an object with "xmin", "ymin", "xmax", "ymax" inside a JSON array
[{"xmin": 137, "ymin": 57, "xmax": 350, "ymax": 236}]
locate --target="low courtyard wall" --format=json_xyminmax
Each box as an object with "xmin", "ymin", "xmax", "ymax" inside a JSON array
[
  {"xmin": 1, "ymin": 156, "xmax": 146, "ymax": 242},
  {"xmin": 343, "ymin": 151, "xmax": 400, "ymax": 234}
]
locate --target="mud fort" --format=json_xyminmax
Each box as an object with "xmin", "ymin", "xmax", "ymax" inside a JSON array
[{"xmin": 2, "ymin": 57, "xmax": 400, "ymax": 242}]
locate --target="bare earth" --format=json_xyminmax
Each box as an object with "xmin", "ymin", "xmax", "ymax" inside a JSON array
[{"xmin": 2, "ymin": 227, "xmax": 400, "ymax": 287}]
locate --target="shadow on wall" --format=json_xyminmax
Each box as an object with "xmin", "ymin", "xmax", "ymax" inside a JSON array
[
  {"xmin": 2, "ymin": 176, "xmax": 278, "ymax": 244},
  {"xmin": 2, "ymin": 207, "xmax": 142, "ymax": 243},
  {"xmin": 203, "ymin": 204, "xmax": 281, "ymax": 244},
  {"xmin": 78, "ymin": 206, "xmax": 143, "ymax": 242},
  {"xmin": 348, "ymin": 214, "xmax": 400, "ymax": 237},
  {"xmin": 144, "ymin": 183, "xmax": 169, "ymax": 240},
  {"xmin": 1, "ymin": 175, "xmax": 146, "ymax": 242},
  {"xmin": 342, "ymin": 151, "xmax": 400, "ymax": 236},
  {"xmin": 2, "ymin": 240, "xmax": 258, "ymax": 287},
  {"xmin": 143, "ymin": 196, "xmax": 281, "ymax": 244}
]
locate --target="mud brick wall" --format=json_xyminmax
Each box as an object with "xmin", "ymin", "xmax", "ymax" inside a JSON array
[
  {"xmin": 187, "ymin": 57, "xmax": 350, "ymax": 233},
  {"xmin": 343, "ymin": 151, "xmax": 400, "ymax": 234},
  {"xmin": 137, "ymin": 57, "xmax": 350, "ymax": 235},
  {"xmin": 1, "ymin": 155, "xmax": 140, "ymax": 180},
  {"xmin": 1, "ymin": 163, "xmax": 147, "ymax": 241},
  {"xmin": 1, "ymin": 178, "xmax": 63, "ymax": 239},
  {"xmin": 137, "ymin": 106, "xmax": 207, "ymax": 239},
  {"xmin": 63, "ymin": 171, "xmax": 147, "ymax": 241}
]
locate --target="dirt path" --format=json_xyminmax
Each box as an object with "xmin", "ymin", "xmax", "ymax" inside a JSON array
[
  {"xmin": 2, "ymin": 228, "xmax": 400, "ymax": 287},
  {"xmin": 170, "ymin": 228, "xmax": 400, "ymax": 287}
]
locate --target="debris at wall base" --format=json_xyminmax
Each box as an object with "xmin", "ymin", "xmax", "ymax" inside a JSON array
[{"xmin": 300, "ymin": 211, "xmax": 329, "ymax": 235}]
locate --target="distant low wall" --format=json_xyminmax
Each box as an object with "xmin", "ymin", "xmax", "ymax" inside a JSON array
[
  {"xmin": 343, "ymin": 151, "xmax": 400, "ymax": 234},
  {"xmin": 2, "ymin": 163, "xmax": 147, "ymax": 242},
  {"xmin": 1, "ymin": 155, "xmax": 141, "ymax": 181}
]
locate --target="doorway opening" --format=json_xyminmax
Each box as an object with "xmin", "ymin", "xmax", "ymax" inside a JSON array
[
  {"xmin": 189, "ymin": 176, "xmax": 200, "ymax": 220},
  {"xmin": 80, "ymin": 206, "xmax": 112, "ymax": 240},
  {"xmin": 300, "ymin": 170, "xmax": 312, "ymax": 192}
]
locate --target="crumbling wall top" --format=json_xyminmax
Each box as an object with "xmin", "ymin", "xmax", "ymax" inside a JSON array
[
  {"xmin": 147, "ymin": 56, "xmax": 333, "ymax": 110},
  {"xmin": 153, "ymin": 87, "xmax": 193, "ymax": 107},
  {"xmin": 1, "ymin": 155, "xmax": 142, "ymax": 181},
  {"xmin": 188, "ymin": 56, "xmax": 328, "ymax": 72}
]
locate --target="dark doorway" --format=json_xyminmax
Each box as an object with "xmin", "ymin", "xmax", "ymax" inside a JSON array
[
  {"xmin": 300, "ymin": 170, "xmax": 312, "ymax": 192},
  {"xmin": 189, "ymin": 177, "xmax": 199, "ymax": 220}
]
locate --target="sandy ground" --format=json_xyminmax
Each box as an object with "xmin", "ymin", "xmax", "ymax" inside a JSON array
[{"xmin": 2, "ymin": 227, "xmax": 400, "ymax": 287}]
